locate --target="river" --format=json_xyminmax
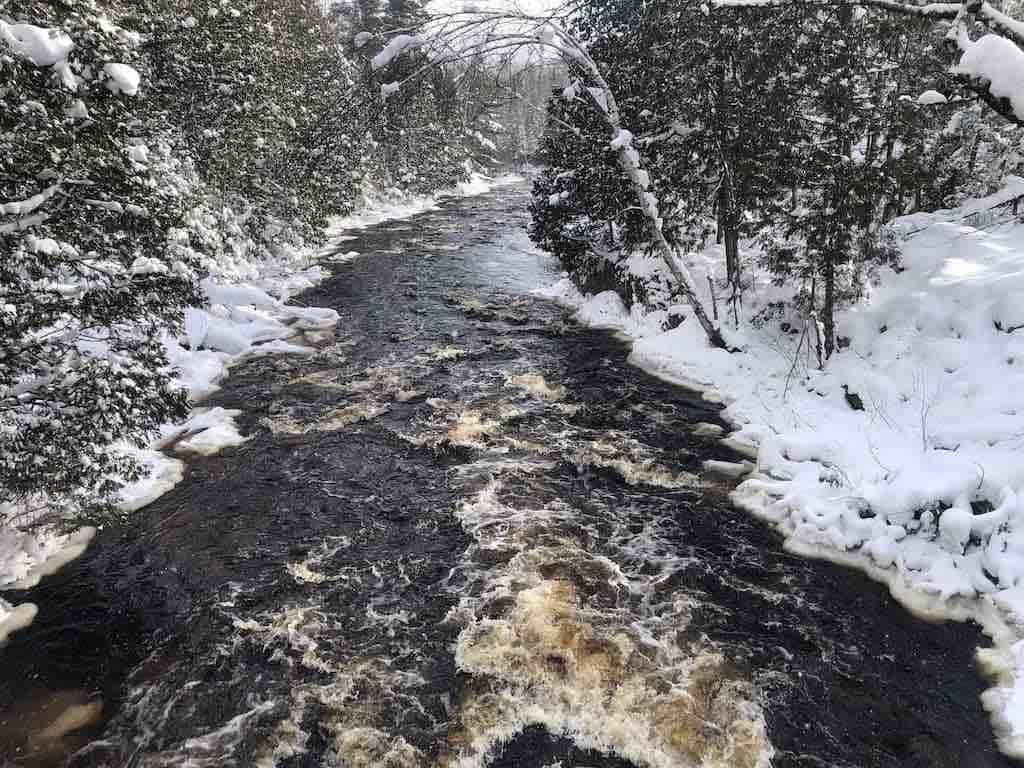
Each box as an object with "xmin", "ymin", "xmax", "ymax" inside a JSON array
[{"xmin": 0, "ymin": 180, "xmax": 1014, "ymax": 768}]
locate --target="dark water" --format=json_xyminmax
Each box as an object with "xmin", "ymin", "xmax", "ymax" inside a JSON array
[{"xmin": 0, "ymin": 181, "xmax": 1016, "ymax": 768}]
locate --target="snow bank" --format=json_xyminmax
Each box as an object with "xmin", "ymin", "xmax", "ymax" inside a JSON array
[
  {"xmin": 116, "ymin": 448, "xmax": 186, "ymax": 513},
  {"xmin": 0, "ymin": 266, "xmax": 326, "ymax": 642},
  {"xmin": 0, "ymin": 21, "xmax": 73, "ymax": 66},
  {"xmin": 536, "ymin": 180, "xmax": 1024, "ymax": 758},
  {"xmin": 0, "ymin": 525, "xmax": 95, "ymax": 644},
  {"xmin": 103, "ymin": 62, "xmax": 140, "ymax": 96}
]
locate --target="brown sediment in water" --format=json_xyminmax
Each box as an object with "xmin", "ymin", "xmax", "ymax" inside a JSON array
[
  {"xmin": 262, "ymin": 403, "xmax": 388, "ymax": 435},
  {"xmin": 446, "ymin": 411, "xmax": 501, "ymax": 448},
  {"xmin": 505, "ymin": 372, "xmax": 567, "ymax": 401},
  {"xmin": 344, "ymin": 365, "xmax": 426, "ymax": 403},
  {"xmin": 651, "ymin": 654, "xmax": 770, "ymax": 768},
  {"xmin": 429, "ymin": 345, "xmax": 466, "ymax": 361},
  {"xmin": 288, "ymin": 370, "xmax": 350, "ymax": 390},
  {"xmin": 335, "ymin": 727, "xmax": 426, "ymax": 768},
  {"xmin": 443, "ymin": 575, "xmax": 771, "ymax": 768},
  {"xmin": 0, "ymin": 688, "xmax": 103, "ymax": 766},
  {"xmin": 319, "ymin": 403, "xmax": 390, "ymax": 430}
]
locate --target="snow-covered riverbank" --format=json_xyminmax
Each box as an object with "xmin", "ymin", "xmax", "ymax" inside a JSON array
[
  {"xmin": 0, "ymin": 172, "xmax": 515, "ymax": 643},
  {"xmin": 537, "ymin": 178, "xmax": 1024, "ymax": 758}
]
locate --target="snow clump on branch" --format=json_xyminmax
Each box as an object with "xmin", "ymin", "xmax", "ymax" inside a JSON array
[
  {"xmin": 955, "ymin": 34, "xmax": 1024, "ymax": 121},
  {"xmin": 371, "ymin": 34, "xmax": 423, "ymax": 70}
]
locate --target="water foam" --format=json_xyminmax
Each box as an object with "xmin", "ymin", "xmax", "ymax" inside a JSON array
[{"xmin": 443, "ymin": 481, "xmax": 774, "ymax": 768}]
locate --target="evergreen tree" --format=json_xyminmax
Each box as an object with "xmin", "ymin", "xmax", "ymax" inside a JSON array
[
  {"xmin": 124, "ymin": 0, "xmax": 367, "ymax": 246},
  {"xmin": 1, "ymin": 0, "xmax": 201, "ymax": 516}
]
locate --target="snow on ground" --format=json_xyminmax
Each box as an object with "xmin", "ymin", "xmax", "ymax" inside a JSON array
[
  {"xmin": 1, "ymin": 174, "xmax": 508, "ymax": 641},
  {"xmin": 536, "ymin": 179, "xmax": 1024, "ymax": 758}
]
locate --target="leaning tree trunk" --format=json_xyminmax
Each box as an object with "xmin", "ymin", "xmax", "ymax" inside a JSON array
[
  {"xmin": 368, "ymin": 18, "xmax": 729, "ymax": 350},
  {"xmin": 575, "ymin": 64, "xmax": 728, "ymax": 350},
  {"xmin": 614, "ymin": 142, "xmax": 729, "ymax": 349}
]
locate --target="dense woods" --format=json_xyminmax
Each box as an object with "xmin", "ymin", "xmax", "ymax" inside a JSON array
[{"xmin": 529, "ymin": 0, "xmax": 1024, "ymax": 359}]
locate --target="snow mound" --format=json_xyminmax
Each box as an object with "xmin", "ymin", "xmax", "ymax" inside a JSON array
[
  {"xmin": 916, "ymin": 89, "xmax": 948, "ymax": 105},
  {"xmin": 117, "ymin": 448, "xmax": 185, "ymax": 513},
  {"xmin": 0, "ymin": 525, "xmax": 95, "ymax": 645},
  {"xmin": 164, "ymin": 407, "xmax": 248, "ymax": 456},
  {"xmin": 955, "ymin": 34, "xmax": 1024, "ymax": 123}
]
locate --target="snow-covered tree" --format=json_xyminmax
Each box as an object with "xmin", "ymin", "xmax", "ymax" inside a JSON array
[
  {"xmin": 124, "ymin": 0, "xmax": 368, "ymax": 245},
  {"xmin": 1, "ymin": 1, "xmax": 201, "ymax": 517},
  {"xmin": 352, "ymin": 1, "xmax": 476, "ymax": 195},
  {"xmin": 569, "ymin": 0, "xmax": 811, "ymax": 314},
  {"xmin": 528, "ymin": 0, "xmax": 1024, "ymax": 357},
  {"xmin": 716, "ymin": 0, "xmax": 1024, "ymax": 128}
]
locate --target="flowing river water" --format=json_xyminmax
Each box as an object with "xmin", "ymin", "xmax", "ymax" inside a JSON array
[{"xmin": 0, "ymin": 180, "xmax": 1017, "ymax": 768}]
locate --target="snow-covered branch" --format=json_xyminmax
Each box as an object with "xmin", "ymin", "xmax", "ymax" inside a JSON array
[{"xmin": 0, "ymin": 182, "xmax": 62, "ymax": 217}]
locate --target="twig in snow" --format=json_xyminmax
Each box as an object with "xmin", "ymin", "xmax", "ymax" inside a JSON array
[{"xmin": 784, "ymin": 320, "xmax": 809, "ymax": 400}]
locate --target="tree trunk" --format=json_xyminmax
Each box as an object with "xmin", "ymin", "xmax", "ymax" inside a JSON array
[
  {"xmin": 810, "ymin": 277, "xmax": 823, "ymax": 369},
  {"xmin": 724, "ymin": 224, "xmax": 740, "ymax": 291},
  {"xmin": 577, "ymin": 67, "xmax": 727, "ymax": 350},
  {"xmin": 823, "ymin": 252, "xmax": 836, "ymax": 359},
  {"xmin": 968, "ymin": 131, "xmax": 981, "ymax": 176},
  {"xmin": 724, "ymin": 223, "xmax": 741, "ymax": 327},
  {"xmin": 719, "ymin": 183, "xmax": 741, "ymax": 292}
]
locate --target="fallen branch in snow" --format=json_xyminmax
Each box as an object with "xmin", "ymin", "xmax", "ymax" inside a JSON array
[
  {"xmin": 0, "ymin": 212, "xmax": 47, "ymax": 235},
  {"xmin": 0, "ymin": 182, "xmax": 62, "ymax": 217}
]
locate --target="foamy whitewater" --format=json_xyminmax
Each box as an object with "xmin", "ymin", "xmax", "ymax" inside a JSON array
[{"xmin": 14, "ymin": 179, "xmax": 1007, "ymax": 767}]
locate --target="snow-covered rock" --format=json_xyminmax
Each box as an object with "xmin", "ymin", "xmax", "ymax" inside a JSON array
[{"xmin": 0, "ymin": 21, "xmax": 73, "ymax": 66}]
